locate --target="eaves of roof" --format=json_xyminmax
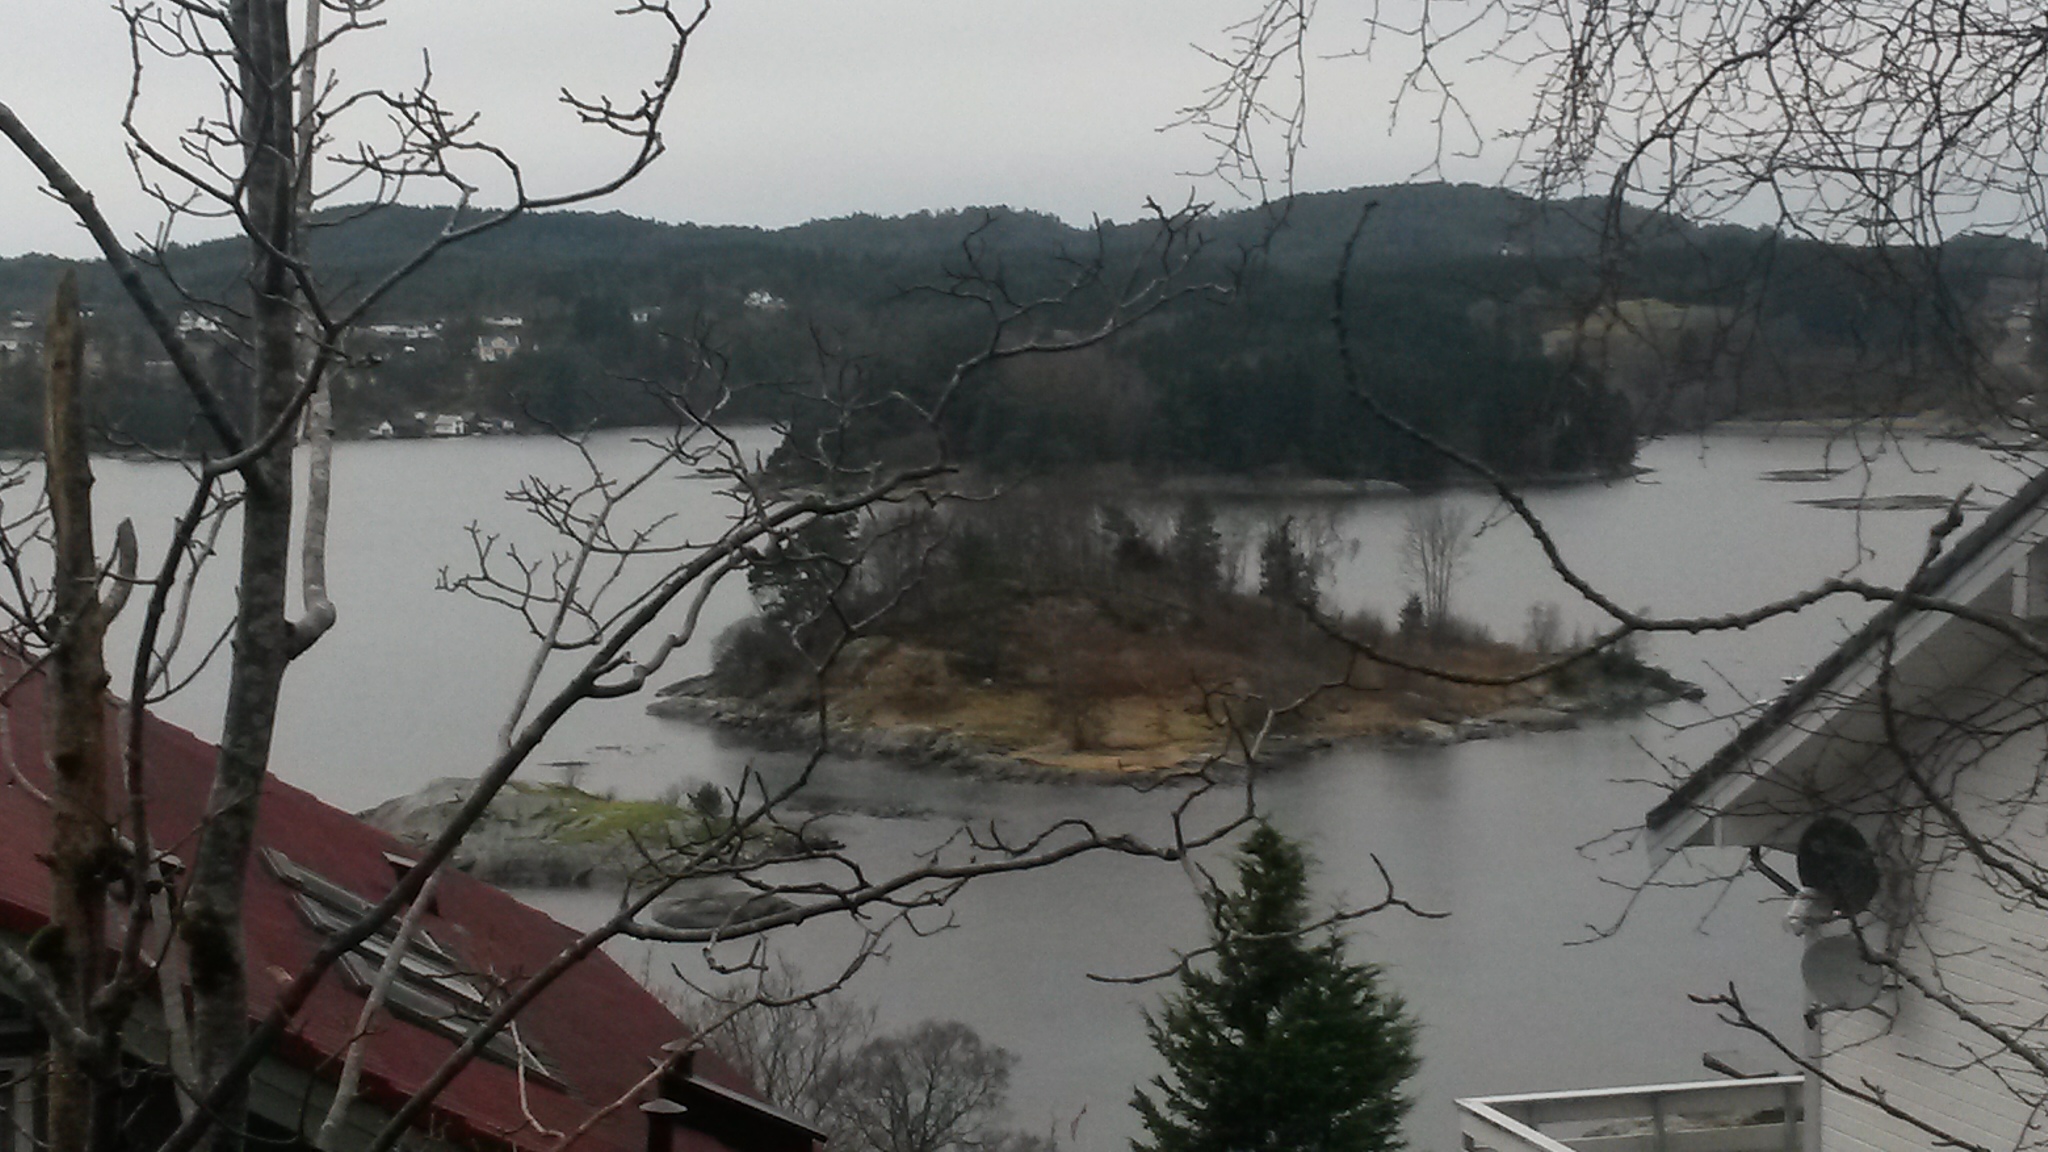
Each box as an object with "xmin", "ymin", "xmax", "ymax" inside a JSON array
[{"xmin": 1645, "ymin": 461, "xmax": 2048, "ymax": 835}]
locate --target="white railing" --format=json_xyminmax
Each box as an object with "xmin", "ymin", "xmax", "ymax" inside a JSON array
[{"xmin": 1458, "ymin": 1076, "xmax": 1804, "ymax": 1152}]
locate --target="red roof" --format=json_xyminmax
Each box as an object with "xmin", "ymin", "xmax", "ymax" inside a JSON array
[{"xmin": 0, "ymin": 657, "xmax": 791, "ymax": 1152}]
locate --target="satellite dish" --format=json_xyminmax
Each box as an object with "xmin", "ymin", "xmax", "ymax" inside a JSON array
[
  {"xmin": 1797, "ymin": 816, "xmax": 1881, "ymax": 917},
  {"xmin": 1802, "ymin": 935, "xmax": 1883, "ymax": 1011},
  {"xmin": 640, "ymin": 1100, "xmax": 689, "ymax": 1116}
]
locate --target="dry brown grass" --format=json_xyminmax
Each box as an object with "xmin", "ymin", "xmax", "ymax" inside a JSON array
[{"xmin": 817, "ymin": 584, "xmax": 1562, "ymax": 772}]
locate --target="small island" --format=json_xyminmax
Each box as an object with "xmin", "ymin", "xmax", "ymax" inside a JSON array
[{"xmin": 650, "ymin": 494, "xmax": 1701, "ymax": 777}]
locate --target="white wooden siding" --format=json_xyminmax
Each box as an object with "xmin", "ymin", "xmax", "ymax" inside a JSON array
[{"xmin": 1818, "ymin": 656, "xmax": 2048, "ymax": 1152}]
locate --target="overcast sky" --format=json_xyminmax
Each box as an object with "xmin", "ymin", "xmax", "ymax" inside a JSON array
[{"xmin": 0, "ymin": 1, "xmax": 1521, "ymax": 258}]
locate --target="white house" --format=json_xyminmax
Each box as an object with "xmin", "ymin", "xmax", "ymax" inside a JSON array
[
  {"xmin": 175, "ymin": 310, "xmax": 227, "ymax": 336},
  {"xmin": 474, "ymin": 333, "xmax": 519, "ymax": 362},
  {"xmin": 1461, "ymin": 468, "xmax": 2048, "ymax": 1152},
  {"xmin": 363, "ymin": 322, "xmax": 441, "ymax": 341}
]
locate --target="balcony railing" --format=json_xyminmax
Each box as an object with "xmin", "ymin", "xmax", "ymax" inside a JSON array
[{"xmin": 1458, "ymin": 1076, "xmax": 1805, "ymax": 1152}]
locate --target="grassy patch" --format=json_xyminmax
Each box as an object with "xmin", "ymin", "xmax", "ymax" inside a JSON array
[{"xmin": 508, "ymin": 783, "xmax": 700, "ymax": 844}]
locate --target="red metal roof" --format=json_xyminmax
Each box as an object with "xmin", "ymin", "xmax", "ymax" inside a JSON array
[{"xmin": 0, "ymin": 658, "xmax": 785, "ymax": 1152}]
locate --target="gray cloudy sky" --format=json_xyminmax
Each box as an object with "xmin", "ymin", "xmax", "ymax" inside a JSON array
[{"xmin": 0, "ymin": 1, "xmax": 1517, "ymax": 258}]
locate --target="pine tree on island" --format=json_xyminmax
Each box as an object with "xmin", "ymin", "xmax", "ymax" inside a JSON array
[{"xmin": 1132, "ymin": 824, "xmax": 1419, "ymax": 1152}]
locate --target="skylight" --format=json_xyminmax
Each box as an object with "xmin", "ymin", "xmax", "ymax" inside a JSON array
[{"xmin": 261, "ymin": 848, "xmax": 554, "ymax": 1079}]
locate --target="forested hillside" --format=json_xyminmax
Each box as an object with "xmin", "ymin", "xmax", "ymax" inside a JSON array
[{"xmin": 0, "ymin": 184, "xmax": 2037, "ymax": 479}]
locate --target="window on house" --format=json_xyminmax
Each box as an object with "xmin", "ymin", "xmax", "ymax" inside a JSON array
[{"xmin": 260, "ymin": 849, "xmax": 555, "ymax": 1081}]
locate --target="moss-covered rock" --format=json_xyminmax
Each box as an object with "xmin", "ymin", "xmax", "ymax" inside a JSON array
[{"xmin": 360, "ymin": 778, "xmax": 774, "ymax": 889}]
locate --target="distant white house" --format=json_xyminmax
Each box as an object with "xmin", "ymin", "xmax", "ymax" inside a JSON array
[
  {"xmin": 743, "ymin": 290, "xmax": 788, "ymax": 312},
  {"xmin": 431, "ymin": 414, "xmax": 467, "ymax": 437},
  {"xmin": 482, "ymin": 315, "xmax": 525, "ymax": 328},
  {"xmin": 176, "ymin": 311, "xmax": 227, "ymax": 336},
  {"xmin": 631, "ymin": 305, "xmax": 661, "ymax": 325},
  {"xmin": 369, "ymin": 420, "xmax": 396, "ymax": 439},
  {"xmin": 363, "ymin": 322, "xmax": 441, "ymax": 341},
  {"xmin": 475, "ymin": 333, "xmax": 520, "ymax": 362}
]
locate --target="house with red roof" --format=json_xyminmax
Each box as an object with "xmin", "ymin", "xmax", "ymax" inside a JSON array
[{"xmin": 0, "ymin": 657, "xmax": 821, "ymax": 1152}]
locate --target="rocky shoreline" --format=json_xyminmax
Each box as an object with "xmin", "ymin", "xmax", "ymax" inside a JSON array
[{"xmin": 646, "ymin": 669, "xmax": 1703, "ymax": 783}]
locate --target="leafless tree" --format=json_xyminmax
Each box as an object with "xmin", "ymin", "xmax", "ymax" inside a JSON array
[
  {"xmin": 689, "ymin": 974, "xmax": 1047, "ymax": 1152},
  {"xmin": 690, "ymin": 962, "xmax": 877, "ymax": 1120},
  {"xmin": 1399, "ymin": 501, "xmax": 1471, "ymax": 630},
  {"xmin": 1197, "ymin": 0, "xmax": 2048, "ymax": 431},
  {"xmin": 812, "ymin": 1021, "xmax": 1043, "ymax": 1152},
  {"xmin": 1522, "ymin": 601, "xmax": 1562, "ymax": 655},
  {"xmin": 0, "ymin": 0, "xmax": 689, "ymax": 1140},
  {"xmin": 0, "ymin": 10, "xmax": 1322, "ymax": 1152}
]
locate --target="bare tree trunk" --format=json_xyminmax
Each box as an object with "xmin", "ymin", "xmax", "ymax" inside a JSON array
[
  {"xmin": 178, "ymin": 6, "xmax": 299, "ymax": 1150},
  {"xmin": 295, "ymin": 0, "xmax": 337, "ymax": 653},
  {"xmin": 314, "ymin": 870, "xmax": 441, "ymax": 1152},
  {"xmin": 150, "ymin": 883, "xmax": 199, "ymax": 1122},
  {"xmin": 43, "ymin": 272, "xmax": 113, "ymax": 1152}
]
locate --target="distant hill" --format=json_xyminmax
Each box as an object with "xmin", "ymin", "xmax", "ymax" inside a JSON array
[
  {"xmin": 0, "ymin": 184, "xmax": 2037, "ymax": 477},
  {"xmin": 0, "ymin": 183, "xmax": 1642, "ymax": 319}
]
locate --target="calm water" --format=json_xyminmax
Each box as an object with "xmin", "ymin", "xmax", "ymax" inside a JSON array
[{"xmin": 75, "ymin": 428, "xmax": 2038, "ymax": 1151}]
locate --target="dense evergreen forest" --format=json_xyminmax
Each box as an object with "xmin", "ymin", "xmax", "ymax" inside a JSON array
[{"xmin": 0, "ymin": 183, "xmax": 2038, "ymax": 481}]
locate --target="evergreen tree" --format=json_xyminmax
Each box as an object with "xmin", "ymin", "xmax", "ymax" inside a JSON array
[
  {"xmin": 748, "ymin": 511, "xmax": 858, "ymax": 643},
  {"xmin": 1167, "ymin": 498, "xmax": 1225, "ymax": 592},
  {"xmin": 1397, "ymin": 594, "xmax": 1427, "ymax": 642},
  {"xmin": 1102, "ymin": 503, "xmax": 1167, "ymax": 574},
  {"xmin": 1132, "ymin": 825, "xmax": 1419, "ymax": 1152},
  {"xmin": 1256, "ymin": 517, "xmax": 1318, "ymax": 610}
]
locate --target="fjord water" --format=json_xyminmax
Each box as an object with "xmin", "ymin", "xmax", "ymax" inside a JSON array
[{"xmin": 85, "ymin": 429, "xmax": 2033, "ymax": 1150}]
